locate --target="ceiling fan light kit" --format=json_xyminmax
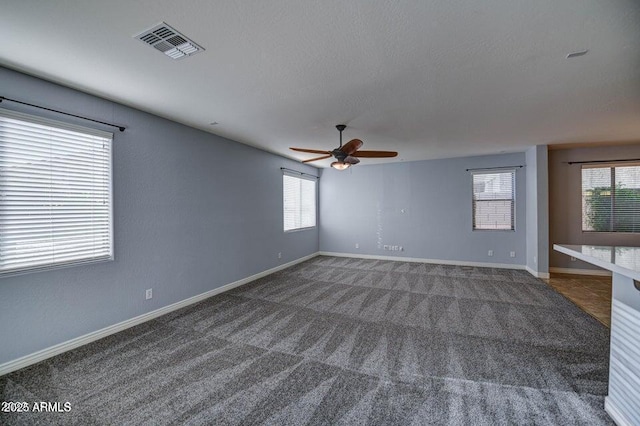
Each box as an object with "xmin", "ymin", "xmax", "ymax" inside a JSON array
[
  {"xmin": 331, "ymin": 161, "xmax": 351, "ymax": 170},
  {"xmin": 290, "ymin": 125, "xmax": 398, "ymax": 170}
]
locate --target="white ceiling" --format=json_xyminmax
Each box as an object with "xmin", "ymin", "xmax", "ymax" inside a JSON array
[{"xmin": 1, "ymin": 0, "xmax": 639, "ymax": 167}]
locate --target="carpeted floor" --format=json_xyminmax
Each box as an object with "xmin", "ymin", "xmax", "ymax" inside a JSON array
[{"xmin": 1, "ymin": 256, "xmax": 613, "ymax": 425}]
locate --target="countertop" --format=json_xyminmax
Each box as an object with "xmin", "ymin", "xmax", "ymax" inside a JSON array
[{"xmin": 554, "ymin": 244, "xmax": 640, "ymax": 281}]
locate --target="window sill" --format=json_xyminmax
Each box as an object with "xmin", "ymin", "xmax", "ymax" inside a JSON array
[
  {"xmin": 284, "ymin": 226, "xmax": 316, "ymax": 233},
  {"xmin": 0, "ymin": 256, "xmax": 114, "ymax": 279},
  {"xmin": 582, "ymin": 230, "xmax": 640, "ymax": 235}
]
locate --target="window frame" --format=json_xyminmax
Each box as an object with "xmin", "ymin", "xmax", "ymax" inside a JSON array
[
  {"xmin": 581, "ymin": 162, "xmax": 640, "ymax": 234},
  {"xmin": 471, "ymin": 169, "xmax": 516, "ymax": 232},
  {"xmin": 282, "ymin": 172, "xmax": 317, "ymax": 233},
  {"xmin": 0, "ymin": 108, "xmax": 114, "ymax": 278}
]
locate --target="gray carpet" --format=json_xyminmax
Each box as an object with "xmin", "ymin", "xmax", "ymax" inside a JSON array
[{"xmin": 1, "ymin": 256, "xmax": 613, "ymax": 425}]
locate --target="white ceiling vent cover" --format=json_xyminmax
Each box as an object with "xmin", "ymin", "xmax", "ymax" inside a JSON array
[{"xmin": 134, "ymin": 22, "xmax": 204, "ymax": 60}]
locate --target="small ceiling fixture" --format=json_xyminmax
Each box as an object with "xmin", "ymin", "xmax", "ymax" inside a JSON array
[
  {"xmin": 135, "ymin": 22, "xmax": 204, "ymax": 60},
  {"xmin": 566, "ymin": 50, "xmax": 588, "ymax": 59},
  {"xmin": 290, "ymin": 124, "xmax": 398, "ymax": 170}
]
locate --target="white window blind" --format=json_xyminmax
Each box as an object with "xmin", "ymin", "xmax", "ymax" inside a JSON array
[
  {"xmin": 472, "ymin": 170, "xmax": 515, "ymax": 230},
  {"xmin": 283, "ymin": 173, "xmax": 316, "ymax": 231},
  {"xmin": 0, "ymin": 108, "xmax": 113, "ymax": 276},
  {"xmin": 582, "ymin": 164, "xmax": 640, "ymax": 233}
]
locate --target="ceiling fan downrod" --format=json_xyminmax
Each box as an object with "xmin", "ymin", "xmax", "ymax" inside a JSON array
[{"xmin": 336, "ymin": 124, "xmax": 346, "ymax": 148}]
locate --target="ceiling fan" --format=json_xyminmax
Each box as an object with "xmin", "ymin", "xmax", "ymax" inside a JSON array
[{"xmin": 290, "ymin": 125, "xmax": 398, "ymax": 170}]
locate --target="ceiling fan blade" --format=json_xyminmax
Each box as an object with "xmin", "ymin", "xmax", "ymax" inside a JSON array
[
  {"xmin": 302, "ymin": 154, "xmax": 332, "ymax": 163},
  {"xmin": 344, "ymin": 156, "xmax": 360, "ymax": 165},
  {"xmin": 339, "ymin": 139, "xmax": 363, "ymax": 155},
  {"xmin": 352, "ymin": 150, "xmax": 398, "ymax": 158},
  {"xmin": 290, "ymin": 147, "xmax": 332, "ymax": 154}
]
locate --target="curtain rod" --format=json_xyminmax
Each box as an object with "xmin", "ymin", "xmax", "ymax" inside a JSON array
[
  {"xmin": 466, "ymin": 165, "xmax": 523, "ymax": 172},
  {"xmin": 0, "ymin": 96, "xmax": 126, "ymax": 132},
  {"xmin": 567, "ymin": 158, "xmax": 640, "ymax": 165},
  {"xmin": 280, "ymin": 167, "xmax": 319, "ymax": 179}
]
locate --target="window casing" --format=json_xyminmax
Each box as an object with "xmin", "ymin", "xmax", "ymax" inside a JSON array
[
  {"xmin": 283, "ymin": 173, "xmax": 316, "ymax": 231},
  {"xmin": 582, "ymin": 164, "xmax": 640, "ymax": 233},
  {"xmin": 472, "ymin": 170, "xmax": 515, "ymax": 230},
  {"xmin": 0, "ymin": 108, "xmax": 113, "ymax": 277}
]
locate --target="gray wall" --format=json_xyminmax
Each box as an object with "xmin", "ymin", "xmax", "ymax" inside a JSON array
[
  {"xmin": 525, "ymin": 145, "xmax": 549, "ymax": 275},
  {"xmin": 549, "ymin": 144, "xmax": 640, "ymax": 270},
  {"xmin": 319, "ymin": 153, "xmax": 527, "ymax": 266},
  {"xmin": 0, "ymin": 67, "xmax": 319, "ymax": 364}
]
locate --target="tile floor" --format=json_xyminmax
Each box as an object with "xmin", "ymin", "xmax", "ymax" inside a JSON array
[{"xmin": 544, "ymin": 273, "xmax": 612, "ymax": 327}]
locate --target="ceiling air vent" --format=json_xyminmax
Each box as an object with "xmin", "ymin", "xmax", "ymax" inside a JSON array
[{"xmin": 134, "ymin": 22, "xmax": 204, "ymax": 60}]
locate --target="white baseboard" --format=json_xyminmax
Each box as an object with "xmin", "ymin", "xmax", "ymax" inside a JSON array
[
  {"xmin": 605, "ymin": 396, "xmax": 632, "ymax": 426},
  {"xmin": 525, "ymin": 266, "xmax": 550, "ymax": 279},
  {"xmin": 549, "ymin": 267, "xmax": 612, "ymax": 277},
  {"xmin": 0, "ymin": 252, "xmax": 319, "ymax": 377},
  {"xmin": 319, "ymin": 251, "xmax": 526, "ymax": 271}
]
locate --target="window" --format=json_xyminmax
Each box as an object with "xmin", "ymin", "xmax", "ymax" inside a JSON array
[
  {"xmin": 0, "ymin": 109, "xmax": 113, "ymax": 276},
  {"xmin": 472, "ymin": 170, "xmax": 515, "ymax": 230},
  {"xmin": 582, "ymin": 164, "xmax": 640, "ymax": 233},
  {"xmin": 283, "ymin": 173, "xmax": 316, "ymax": 231}
]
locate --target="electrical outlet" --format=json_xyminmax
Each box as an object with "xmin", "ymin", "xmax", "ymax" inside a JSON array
[
  {"xmin": 278, "ymin": 252, "xmax": 282, "ymax": 259},
  {"xmin": 145, "ymin": 288, "xmax": 153, "ymax": 300},
  {"xmin": 355, "ymin": 243, "xmax": 359, "ymax": 249},
  {"xmin": 510, "ymin": 251, "xmax": 516, "ymax": 258},
  {"xmin": 571, "ymin": 256, "xmax": 576, "ymax": 261},
  {"xmin": 488, "ymin": 250, "xmax": 494, "ymax": 257},
  {"xmin": 399, "ymin": 246, "xmax": 404, "ymax": 251}
]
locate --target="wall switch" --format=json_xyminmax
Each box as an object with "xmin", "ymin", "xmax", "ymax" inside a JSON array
[
  {"xmin": 533, "ymin": 256, "xmax": 537, "ymax": 264},
  {"xmin": 278, "ymin": 252, "xmax": 282, "ymax": 259},
  {"xmin": 355, "ymin": 243, "xmax": 359, "ymax": 249},
  {"xmin": 488, "ymin": 250, "xmax": 494, "ymax": 257},
  {"xmin": 145, "ymin": 288, "xmax": 153, "ymax": 300},
  {"xmin": 510, "ymin": 251, "xmax": 516, "ymax": 258}
]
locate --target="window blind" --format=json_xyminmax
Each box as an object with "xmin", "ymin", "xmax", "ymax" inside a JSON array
[
  {"xmin": 472, "ymin": 170, "xmax": 515, "ymax": 230},
  {"xmin": 0, "ymin": 108, "xmax": 113, "ymax": 276},
  {"xmin": 582, "ymin": 164, "xmax": 640, "ymax": 233},
  {"xmin": 283, "ymin": 173, "xmax": 316, "ymax": 231}
]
